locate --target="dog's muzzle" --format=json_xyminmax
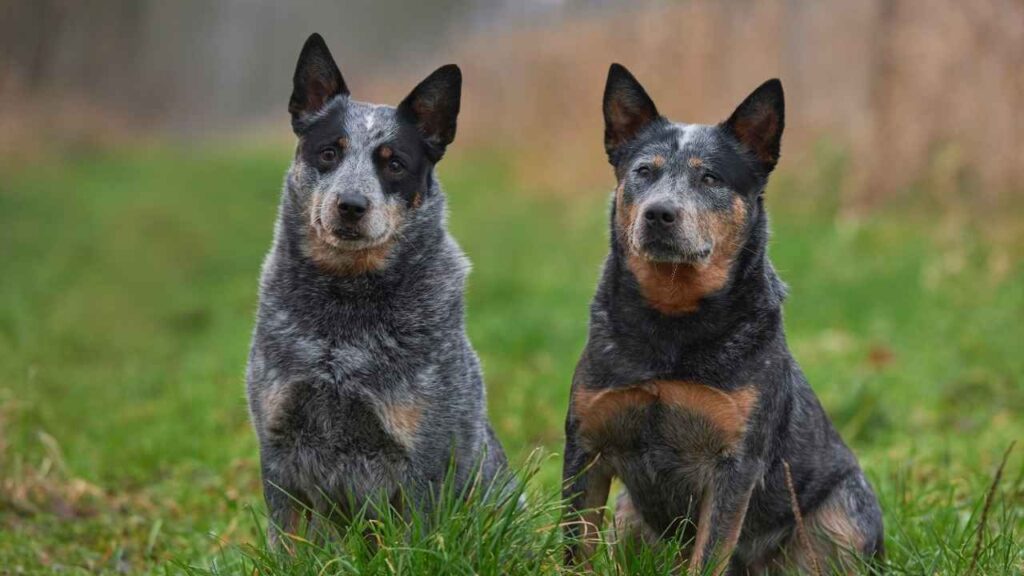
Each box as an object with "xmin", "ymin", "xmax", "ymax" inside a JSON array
[{"xmin": 637, "ymin": 203, "xmax": 713, "ymax": 264}]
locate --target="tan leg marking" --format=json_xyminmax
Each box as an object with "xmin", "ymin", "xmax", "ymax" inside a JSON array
[
  {"xmin": 260, "ymin": 384, "xmax": 292, "ymax": 432},
  {"xmin": 575, "ymin": 467, "xmax": 613, "ymax": 561},
  {"xmin": 688, "ymin": 485, "xmax": 716, "ymax": 570},
  {"xmin": 613, "ymin": 489, "xmax": 659, "ymax": 546},
  {"xmin": 380, "ymin": 403, "xmax": 422, "ymax": 450},
  {"xmin": 783, "ymin": 499, "xmax": 867, "ymax": 574},
  {"xmin": 690, "ymin": 479, "xmax": 756, "ymax": 576}
]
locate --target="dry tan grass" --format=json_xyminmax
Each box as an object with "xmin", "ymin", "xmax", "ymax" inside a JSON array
[
  {"xmin": 431, "ymin": 1, "xmax": 1023, "ymax": 209},
  {"xmin": 2, "ymin": 1, "xmax": 1020, "ymax": 210},
  {"xmin": 0, "ymin": 398, "xmax": 108, "ymax": 520}
]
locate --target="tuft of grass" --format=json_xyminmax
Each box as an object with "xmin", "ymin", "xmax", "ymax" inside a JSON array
[
  {"xmin": 0, "ymin": 145, "xmax": 1021, "ymax": 574},
  {"xmin": 177, "ymin": 453, "xmax": 568, "ymax": 576}
]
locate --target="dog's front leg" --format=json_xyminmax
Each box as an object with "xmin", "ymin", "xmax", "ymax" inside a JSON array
[
  {"xmin": 688, "ymin": 457, "xmax": 762, "ymax": 575},
  {"xmin": 562, "ymin": 418, "xmax": 612, "ymax": 566},
  {"xmin": 260, "ymin": 463, "xmax": 309, "ymax": 552}
]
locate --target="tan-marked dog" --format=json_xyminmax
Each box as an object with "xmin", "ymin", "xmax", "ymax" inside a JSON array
[
  {"xmin": 561, "ymin": 64, "xmax": 884, "ymax": 574},
  {"xmin": 247, "ymin": 34, "xmax": 511, "ymax": 546}
]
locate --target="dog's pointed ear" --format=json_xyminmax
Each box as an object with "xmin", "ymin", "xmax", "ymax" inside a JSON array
[
  {"xmin": 397, "ymin": 64, "xmax": 461, "ymax": 162},
  {"xmin": 289, "ymin": 33, "xmax": 349, "ymax": 131},
  {"xmin": 723, "ymin": 79, "xmax": 785, "ymax": 172},
  {"xmin": 603, "ymin": 63, "xmax": 661, "ymax": 163}
]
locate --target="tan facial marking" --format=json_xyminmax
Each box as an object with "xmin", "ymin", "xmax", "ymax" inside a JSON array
[
  {"xmin": 337, "ymin": 136, "xmax": 349, "ymax": 150},
  {"xmin": 614, "ymin": 182, "xmax": 636, "ymax": 247},
  {"xmin": 652, "ymin": 154, "xmax": 666, "ymax": 168},
  {"xmin": 306, "ymin": 195, "xmax": 401, "ymax": 276},
  {"xmin": 308, "ymin": 239, "xmax": 395, "ymax": 276},
  {"xmin": 573, "ymin": 380, "xmax": 758, "ymax": 446},
  {"xmin": 625, "ymin": 195, "xmax": 748, "ymax": 314},
  {"xmin": 379, "ymin": 145, "xmax": 392, "ymax": 159},
  {"xmin": 688, "ymin": 157, "xmax": 703, "ymax": 168}
]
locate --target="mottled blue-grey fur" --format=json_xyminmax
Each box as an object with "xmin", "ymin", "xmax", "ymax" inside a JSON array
[{"xmin": 246, "ymin": 34, "xmax": 508, "ymax": 544}]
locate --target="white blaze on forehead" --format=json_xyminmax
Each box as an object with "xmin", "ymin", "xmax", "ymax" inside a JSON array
[
  {"xmin": 346, "ymin": 103, "xmax": 398, "ymax": 144},
  {"xmin": 362, "ymin": 103, "xmax": 391, "ymax": 133},
  {"xmin": 676, "ymin": 123, "xmax": 698, "ymax": 150},
  {"xmin": 343, "ymin": 102, "xmax": 379, "ymax": 135}
]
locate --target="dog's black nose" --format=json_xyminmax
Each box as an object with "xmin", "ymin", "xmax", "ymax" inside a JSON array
[
  {"xmin": 338, "ymin": 193, "xmax": 368, "ymax": 222},
  {"xmin": 643, "ymin": 204, "xmax": 677, "ymax": 225}
]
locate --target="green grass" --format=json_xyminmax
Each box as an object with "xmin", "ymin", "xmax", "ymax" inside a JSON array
[{"xmin": 0, "ymin": 145, "xmax": 1021, "ymax": 574}]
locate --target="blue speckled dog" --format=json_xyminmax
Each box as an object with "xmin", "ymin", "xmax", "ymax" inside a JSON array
[
  {"xmin": 246, "ymin": 34, "xmax": 509, "ymax": 544},
  {"xmin": 562, "ymin": 64, "xmax": 884, "ymax": 574}
]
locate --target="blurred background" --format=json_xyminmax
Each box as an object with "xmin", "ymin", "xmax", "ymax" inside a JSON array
[
  {"xmin": 4, "ymin": 0, "xmax": 1023, "ymax": 207},
  {"xmin": 1, "ymin": 1, "xmax": 1021, "ymax": 572}
]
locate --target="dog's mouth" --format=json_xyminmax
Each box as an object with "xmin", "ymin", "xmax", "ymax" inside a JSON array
[
  {"xmin": 638, "ymin": 239, "xmax": 712, "ymax": 264},
  {"xmin": 308, "ymin": 195, "xmax": 393, "ymax": 252},
  {"xmin": 313, "ymin": 225, "xmax": 391, "ymax": 252},
  {"xmin": 635, "ymin": 234, "xmax": 713, "ymax": 266},
  {"xmin": 332, "ymin": 228, "xmax": 363, "ymax": 241}
]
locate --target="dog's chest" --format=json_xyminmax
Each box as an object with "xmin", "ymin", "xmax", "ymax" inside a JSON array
[
  {"xmin": 265, "ymin": 380, "xmax": 420, "ymax": 453},
  {"xmin": 573, "ymin": 380, "xmax": 757, "ymax": 471},
  {"xmin": 256, "ymin": 374, "xmax": 425, "ymax": 509},
  {"xmin": 256, "ymin": 328, "xmax": 428, "ymax": 459}
]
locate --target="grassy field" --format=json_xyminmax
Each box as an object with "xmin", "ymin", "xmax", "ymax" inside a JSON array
[{"xmin": 0, "ymin": 145, "xmax": 1021, "ymax": 574}]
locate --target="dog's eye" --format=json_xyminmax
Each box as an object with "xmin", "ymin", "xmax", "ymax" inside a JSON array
[
  {"xmin": 319, "ymin": 147, "xmax": 339, "ymax": 164},
  {"xmin": 634, "ymin": 165, "xmax": 653, "ymax": 178},
  {"xmin": 387, "ymin": 158, "xmax": 405, "ymax": 174},
  {"xmin": 701, "ymin": 172, "xmax": 720, "ymax": 186}
]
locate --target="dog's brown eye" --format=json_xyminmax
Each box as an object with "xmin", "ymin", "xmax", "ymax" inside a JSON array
[
  {"xmin": 387, "ymin": 158, "xmax": 405, "ymax": 174},
  {"xmin": 701, "ymin": 173, "xmax": 720, "ymax": 186},
  {"xmin": 319, "ymin": 147, "xmax": 338, "ymax": 164},
  {"xmin": 635, "ymin": 165, "xmax": 652, "ymax": 178}
]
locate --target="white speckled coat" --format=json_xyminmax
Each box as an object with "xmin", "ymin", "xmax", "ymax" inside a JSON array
[{"xmin": 246, "ymin": 34, "xmax": 509, "ymax": 543}]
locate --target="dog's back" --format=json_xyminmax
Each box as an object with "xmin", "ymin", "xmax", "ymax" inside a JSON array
[{"xmin": 246, "ymin": 34, "xmax": 508, "ymax": 541}]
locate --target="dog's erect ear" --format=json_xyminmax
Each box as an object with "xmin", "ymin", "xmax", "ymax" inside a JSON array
[
  {"xmin": 723, "ymin": 79, "xmax": 785, "ymax": 172},
  {"xmin": 397, "ymin": 64, "xmax": 461, "ymax": 162},
  {"xmin": 603, "ymin": 63, "xmax": 661, "ymax": 162},
  {"xmin": 289, "ymin": 33, "xmax": 349, "ymax": 130}
]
